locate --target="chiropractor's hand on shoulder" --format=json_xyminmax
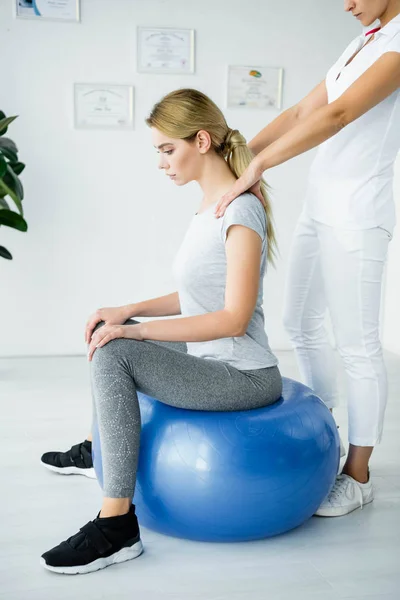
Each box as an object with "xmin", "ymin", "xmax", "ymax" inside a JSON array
[
  {"xmin": 87, "ymin": 321, "xmax": 144, "ymax": 362},
  {"xmin": 214, "ymin": 157, "xmax": 264, "ymax": 218}
]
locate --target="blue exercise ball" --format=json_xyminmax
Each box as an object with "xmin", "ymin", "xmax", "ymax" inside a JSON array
[{"xmin": 92, "ymin": 377, "xmax": 339, "ymax": 542}]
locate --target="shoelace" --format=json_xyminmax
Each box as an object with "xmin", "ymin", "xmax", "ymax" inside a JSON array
[{"xmin": 329, "ymin": 475, "xmax": 365, "ymax": 509}]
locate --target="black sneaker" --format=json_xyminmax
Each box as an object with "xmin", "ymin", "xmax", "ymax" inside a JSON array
[
  {"xmin": 41, "ymin": 505, "xmax": 143, "ymax": 574},
  {"xmin": 41, "ymin": 440, "xmax": 95, "ymax": 479}
]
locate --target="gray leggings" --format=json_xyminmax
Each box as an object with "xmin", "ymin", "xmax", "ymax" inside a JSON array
[{"xmin": 90, "ymin": 320, "xmax": 282, "ymax": 498}]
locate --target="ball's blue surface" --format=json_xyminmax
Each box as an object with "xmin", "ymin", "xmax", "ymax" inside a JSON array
[{"xmin": 93, "ymin": 377, "xmax": 339, "ymax": 541}]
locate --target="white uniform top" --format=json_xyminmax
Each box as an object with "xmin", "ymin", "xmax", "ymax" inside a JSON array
[{"xmin": 305, "ymin": 15, "xmax": 400, "ymax": 233}]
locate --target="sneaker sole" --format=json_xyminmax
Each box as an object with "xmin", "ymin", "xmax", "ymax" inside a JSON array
[
  {"xmin": 314, "ymin": 495, "xmax": 374, "ymax": 517},
  {"xmin": 40, "ymin": 461, "xmax": 96, "ymax": 479},
  {"xmin": 40, "ymin": 540, "xmax": 143, "ymax": 575}
]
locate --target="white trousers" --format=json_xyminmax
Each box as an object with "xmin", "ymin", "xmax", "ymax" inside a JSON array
[{"xmin": 283, "ymin": 212, "xmax": 391, "ymax": 446}]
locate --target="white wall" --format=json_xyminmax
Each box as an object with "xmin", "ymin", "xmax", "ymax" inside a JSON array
[
  {"xmin": 383, "ymin": 159, "xmax": 400, "ymax": 355},
  {"xmin": 0, "ymin": 0, "xmax": 359, "ymax": 357}
]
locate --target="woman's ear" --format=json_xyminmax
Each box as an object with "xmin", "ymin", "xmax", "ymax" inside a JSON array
[{"xmin": 196, "ymin": 130, "xmax": 212, "ymax": 154}]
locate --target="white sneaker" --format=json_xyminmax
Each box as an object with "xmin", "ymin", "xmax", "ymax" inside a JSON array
[{"xmin": 315, "ymin": 474, "xmax": 374, "ymax": 517}]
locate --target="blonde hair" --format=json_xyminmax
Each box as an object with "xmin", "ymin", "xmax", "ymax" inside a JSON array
[{"xmin": 146, "ymin": 88, "xmax": 277, "ymax": 264}]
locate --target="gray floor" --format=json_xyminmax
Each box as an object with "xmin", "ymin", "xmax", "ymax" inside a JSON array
[{"xmin": 1, "ymin": 350, "xmax": 399, "ymax": 600}]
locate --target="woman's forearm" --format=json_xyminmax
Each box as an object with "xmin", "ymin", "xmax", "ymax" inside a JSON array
[
  {"xmin": 125, "ymin": 292, "xmax": 181, "ymax": 319},
  {"xmin": 248, "ymin": 106, "xmax": 301, "ymax": 155},
  {"xmin": 254, "ymin": 103, "xmax": 345, "ymax": 173},
  {"xmin": 138, "ymin": 310, "xmax": 243, "ymax": 342}
]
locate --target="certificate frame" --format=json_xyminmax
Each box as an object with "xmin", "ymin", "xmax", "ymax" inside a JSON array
[
  {"xmin": 74, "ymin": 84, "xmax": 135, "ymax": 131},
  {"xmin": 137, "ymin": 27, "xmax": 195, "ymax": 74},
  {"xmin": 227, "ymin": 65, "xmax": 284, "ymax": 110},
  {"xmin": 15, "ymin": 0, "xmax": 80, "ymax": 22}
]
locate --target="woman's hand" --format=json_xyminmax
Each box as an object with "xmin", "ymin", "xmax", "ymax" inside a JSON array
[
  {"xmin": 85, "ymin": 306, "xmax": 130, "ymax": 344},
  {"xmin": 87, "ymin": 323, "xmax": 144, "ymax": 361},
  {"xmin": 214, "ymin": 158, "xmax": 264, "ymax": 218}
]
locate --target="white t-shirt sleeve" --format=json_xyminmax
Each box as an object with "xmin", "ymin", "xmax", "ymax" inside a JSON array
[
  {"xmin": 383, "ymin": 32, "xmax": 400, "ymax": 55},
  {"xmin": 220, "ymin": 193, "xmax": 266, "ymax": 243}
]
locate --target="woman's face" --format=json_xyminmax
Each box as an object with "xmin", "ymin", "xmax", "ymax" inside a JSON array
[
  {"xmin": 152, "ymin": 128, "xmax": 204, "ymax": 186},
  {"xmin": 344, "ymin": 0, "xmax": 390, "ymax": 26}
]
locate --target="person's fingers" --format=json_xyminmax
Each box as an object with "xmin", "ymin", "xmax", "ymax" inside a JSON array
[
  {"xmin": 215, "ymin": 205, "xmax": 227, "ymax": 218},
  {"xmin": 85, "ymin": 314, "xmax": 101, "ymax": 344},
  {"xmin": 214, "ymin": 194, "xmax": 234, "ymax": 218},
  {"xmin": 87, "ymin": 342, "xmax": 96, "ymax": 362},
  {"xmin": 87, "ymin": 327, "xmax": 105, "ymax": 360},
  {"xmin": 87, "ymin": 326, "xmax": 124, "ymax": 360},
  {"xmin": 90, "ymin": 327, "xmax": 105, "ymax": 347},
  {"xmin": 214, "ymin": 173, "xmax": 255, "ymax": 218},
  {"xmin": 85, "ymin": 318, "xmax": 94, "ymax": 344},
  {"xmin": 95, "ymin": 332, "xmax": 114, "ymax": 349}
]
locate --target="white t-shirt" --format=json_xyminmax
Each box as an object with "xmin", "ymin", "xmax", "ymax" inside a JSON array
[
  {"xmin": 304, "ymin": 15, "xmax": 400, "ymax": 233},
  {"xmin": 172, "ymin": 193, "xmax": 278, "ymax": 370}
]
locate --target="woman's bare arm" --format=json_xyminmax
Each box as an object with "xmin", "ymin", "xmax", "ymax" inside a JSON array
[
  {"xmin": 135, "ymin": 225, "xmax": 262, "ymax": 342},
  {"xmin": 84, "ymin": 292, "xmax": 181, "ymax": 343},
  {"xmin": 257, "ymin": 52, "xmax": 400, "ymax": 169},
  {"xmin": 126, "ymin": 292, "xmax": 181, "ymax": 318},
  {"xmin": 215, "ymin": 52, "xmax": 400, "ymax": 216},
  {"xmin": 249, "ymin": 80, "xmax": 328, "ymax": 155}
]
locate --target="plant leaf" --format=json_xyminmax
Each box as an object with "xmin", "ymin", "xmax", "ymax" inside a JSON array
[
  {"xmin": 11, "ymin": 162, "xmax": 25, "ymax": 176},
  {"xmin": 0, "ymin": 197, "xmax": 10, "ymax": 209},
  {"xmin": 0, "ymin": 245, "xmax": 13, "ymax": 259},
  {"xmin": 0, "ymin": 172, "xmax": 24, "ymax": 216},
  {"xmin": 0, "ymin": 137, "xmax": 18, "ymax": 153},
  {"xmin": 0, "ymin": 155, "xmax": 7, "ymax": 178},
  {"xmin": 0, "ymin": 147, "xmax": 18, "ymax": 163},
  {"xmin": 0, "ymin": 209, "xmax": 27, "ymax": 231},
  {"xmin": 0, "ymin": 136, "xmax": 18, "ymax": 155},
  {"xmin": 0, "ymin": 164, "xmax": 24, "ymax": 215},
  {"xmin": 0, "ymin": 136, "xmax": 19, "ymax": 163},
  {"xmin": 0, "ymin": 116, "xmax": 17, "ymax": 137},
  {"xmin": 5, "ymin": 165, "xmax": 24, "ymax": 201}
]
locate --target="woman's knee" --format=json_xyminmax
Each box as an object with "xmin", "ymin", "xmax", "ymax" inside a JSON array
[
  {"xmin": 92, "ymin": 337, "xmax": 144, "ymax": 372},
  {"xmin": 91, "ymin": 339, "xmax": 128, "ymax": 374}
]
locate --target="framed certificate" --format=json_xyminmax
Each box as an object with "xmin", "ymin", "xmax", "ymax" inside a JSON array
[
  {"xmin": 137, "ymin": 27, "xmax": 195, "ymax": 74},
  {"xmin": 227, "ymin": 66, "xmax": 284, "ymax": 110},
  {"xmin": 74, "ymin": 84, "xmax": 135, "ymax": 130},
  {"xmin": 16, "ymin": 0, "xmax": 80, "ymax": 21}
]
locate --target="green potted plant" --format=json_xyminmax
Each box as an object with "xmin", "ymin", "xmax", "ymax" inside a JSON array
[{"xmin": 0, "ymin": 111, "xmax": 27, "ymax": 260}]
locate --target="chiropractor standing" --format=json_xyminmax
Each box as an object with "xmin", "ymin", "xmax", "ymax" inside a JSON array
[{"xmin": 215, "ymin": 0, "xmax": 400, "ymax": 516}]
